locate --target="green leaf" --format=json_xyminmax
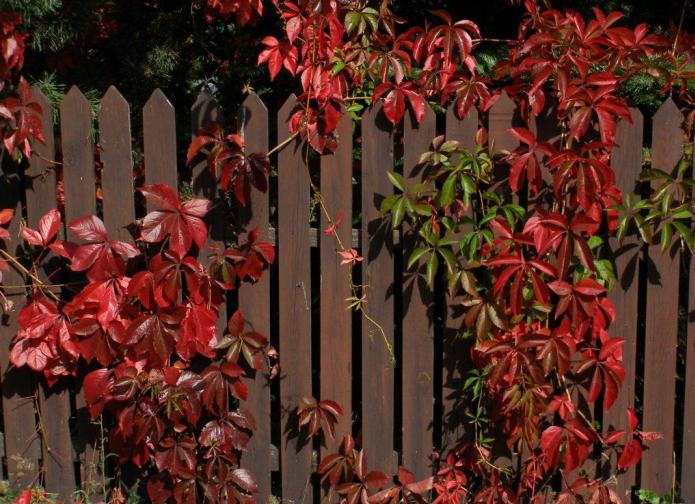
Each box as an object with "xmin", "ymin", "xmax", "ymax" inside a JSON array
[
  {"xmin": 379, "ymin": 194, "xmax": 399, "ymax": 213},
  {"xmin": 344, "ymin": 12, "xmax": 362, "ymax": 33},
  {"xmin": 407, "ymin": 247, "xmax": 430, "ymax": 270},
  {"xmin": 438, "ymin": 247, "xmax": 458, "ymax": 274},
  {"xmin": 660, "ymin": 223, "xmax": 673, "ymax": 252},
  {"xmin": 672, "ymin": 220, "xmax": 693, "ymax": 250},
  {"xmin": 392, "ymin": 197, "xmax": 406, "ymax": 227},
  {"xmin": 425, "ymin": 252, "xmax": 439, "ymax": 285},
  {"xmin": 594, "ymin": 259, "xmax": 615, "ymax": 291},
  {"xmin": 587, "ymin": 236, "xmax": 603, "ymax": 249},
  {"xmin": 436, "ymin": 175, "xmax": 457, "ymax": 207},
  {"xmin": 387, "ymin": 171, "xmax": 406, "ymax": 192}
]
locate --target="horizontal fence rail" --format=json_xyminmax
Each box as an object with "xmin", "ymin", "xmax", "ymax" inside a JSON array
[{"xmin": 0, "ymin": 85, "xmax": 692, "ymax": 502}]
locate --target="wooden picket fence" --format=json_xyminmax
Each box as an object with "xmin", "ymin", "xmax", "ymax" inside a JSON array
[{"xmin": 0, "ymin": 85, "xmax": 693, "ymax": 503}]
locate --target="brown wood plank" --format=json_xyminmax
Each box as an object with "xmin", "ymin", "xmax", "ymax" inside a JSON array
[
  {"xmin": 237, "ymin": 94, "xmax": 272, "ymax": 501},
  {"xmin": 0, "ymin": 162, "xmax": 41, "ymax": 489},
  {"xmin": 143, "ymin": 89, "xmax": 178, "ymax": 192},
  {"xmin": 602, "ymin": 109, "xmax": 643, "ymax": 500},
  {"xmin": 361, "ymin": 104, "xmax": 397, "ymax": 475},
  {"xmin": 641, "ymin": 98, "xmax": 684, "ymax": 495},
  {"xmin": 441, "ymin": 105, "xmax": 477, "ymax": 451},
  {"xmin": 402, "ymin": 105, "xmax": 436, "ymax": 479},
  {"xmin": 320, "ymin": 108, "xmax": 352, "ymax": 456},
  {"xmin": 278, "ymin": 96, "xmax": 313, "ymax": 503},
  {"xmin": 99, "ymin": 86, "xmax": 135, "ymax": 241},
  {"xmin": 26, "ymin": 88, "xmax": 75, "ymax": 497},
  {"xmin": 683, "ymin": 126, "xmax": 695, "ymax": 502},
  {"xmin": 488, "ymin": 92, "xmax": 519, "ymax": 154},
  {"xmin": 60, "ymin": 86, "xmax": 101, "ymax": 494},
  {"xmin": 190, "ymin": 90, "xmax": 227, "ymax": 327}
]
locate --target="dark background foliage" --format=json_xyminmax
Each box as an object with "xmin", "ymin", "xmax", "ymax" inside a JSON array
[{"xmin": 5, "ymin": 0, "xmax": 692, "ymax": 117}]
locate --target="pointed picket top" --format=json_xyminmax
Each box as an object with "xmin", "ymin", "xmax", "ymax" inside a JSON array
[
  {"xmin": 405, "ymin": 100, "xmax": 435, "ymax": 130},
  {"xmin": 143, "ymin": 88, "xmax": 177, "ymax": 190},
  {"xmin": 652, "ymin": 97, "xmax": 685, "ymax": 171},
  {"xmin": 278, "ymin": 93, "xmax": 298, "ymax": 122},
  {"xmin": 30, "ymin": 86, "xmax": 51, "ymax": 117},
  {"xmin": 144, "ymin": 88, "xmax": 174, "ymax": 113},
  {"xmin": 446, "ymin": 101, "xmax": 478, "ymax": 150},
  {"xmin": 488, "ymin": 91, "xmax": 518, "ymax": 153},
  {"xmin": 29, "ymin": 86, "xmax": 55, "ymax": 174},
  {"xmin": 611, "ymin": 107, "xmax": 644, "ymax": 192},
  {"xmin": 191, "ymin": 88, "xmax": 222, "ymax": 132},
  {"xmin": 100, "ymin": 85, "xmax": 130, "ymax": 119},
  {"xmin": 237, "ymin": 93, "xmax": 267, "ymax": 137},
  {"xmin": 60, "ymin": 85, "xmax": 91, "ymax": 117}
]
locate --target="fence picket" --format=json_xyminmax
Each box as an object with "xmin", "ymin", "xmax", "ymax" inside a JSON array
[
  {"xmin": 237, "ymin": 94, "xmax": 273, "ymax": 500},
  {"xmin": 60, "ymin": 86, "xmax": 101, "ymax": 495},
  {"xmin": 361, "ymin": 104, "xmax": 397, "ymax": 476},
  {"xmin": 99, "ymin": 86, "xmax": 136, "ymax": 240},
  {"xmin": 27, "ymin": 88, "xmax": 76, "ymax": 498},
  {"xmin": 488, "ymin": 92, "xmax": 519, "ymax": 153},
  {"xmin": 320, "ymin": 108, "xmax": 353, "ymax": 456},
  {"xmin": 442, "ymin": 105, "xmax": 477, "ymax": 450},
  {"xmin": 603, "ymin": 109, "xmax": 643, "ymax": 499},
  {"xmin": 144, "ymin": 89, "xmax": 178, "ymax": 192},
  {"xmin": 641, "ymin": 98, "xmax": 684, "ymax": 495},
  {"xmin": 402, "ymin": 105, "xmax": 436, "ymax": 479},
  {"xmin": 277, "ymin": 95, "xmax": 313, "ymax": 503},
  {"xmin": 1, "ymin": 135, "xmax": 40, "ymax": 488}
]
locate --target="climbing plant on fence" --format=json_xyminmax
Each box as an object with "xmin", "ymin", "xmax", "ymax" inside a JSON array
[{"xmin": 0, "ymin": 0, "xmax": 693, "ymax": 503}]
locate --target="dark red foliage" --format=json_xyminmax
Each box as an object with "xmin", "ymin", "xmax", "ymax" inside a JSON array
[{"xmin": 7, "ymin": 178, "xmax": 274, "ymax": 500}]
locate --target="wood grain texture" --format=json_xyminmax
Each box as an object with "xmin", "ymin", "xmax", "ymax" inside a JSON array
[
  {"xmin": 488, "ymin": 93, "xmax": 519, "ymax": 153},
  {"xmin": 237, "ymin": 94, "xmax": 273, "ymax": 500},
  {"xmin": 27, "ymin": 88, "xmax": 76, "ymax": 498},
  {"xmin": 641, "ymin": 98, "xmax": 684, "ymax": 495},
  {"xmin": 60, "ymin": 86, "xmax": 101, "ymax": 495},
  {"xmin": 602, "ymin": 109, "xmax": 643, "ymax": 500},
  {"xmin": 402, "ymin": 105, "xmax": 436, "ymax": 479},
  {"xmin": 361, "ymin": 104, "xmax": 397, "ymax": 476},
  {"xmin": 143, "ymin": 89, "xmax": 178, "ymax": 191},
  {"xmin": 0, "ymin": 163, "xmax": 40, "ymax": 489},
  {"xmin": 99, "ymin": 86, "xmax": 135, "ymax": 241},
  {"xmin": 441, "ymin": 105, "xmax": 477, "ymax": 451},
  {"xmin": 319, "ymin": 108, "xmax": 353, "ymax": 456},
  {"xmin": 277, "ymin": 96, "xmax": 313, "ymax": 503}
]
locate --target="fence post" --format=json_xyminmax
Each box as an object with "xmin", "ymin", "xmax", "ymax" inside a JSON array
[
  {"xmin": 361, "ymin": 104, "xmax": 397, "ymax": 476},
  {"xmin": 602, "ymin": 108, "xmax": 643, "ymax": 499},
  {"xmin": 237, "ymin": 93, "xmax": 273, "ymax": 500},
  {"xmin": 277, "ymin": 95, "xmax": 314, "ymax": 503},
  {"xmin": 319, "ymin": 107, "xmax": 353, "ymax": 456},
  {"xmin": 60, "ymin": 86, "xmax": 100, "ymax": 497},
  {"xmin": 402, "ymin": 105, "xmax": 436, "ymax": 479},
  {"xmin": 641, "ymin": 97, "xmax": 684, "ymax": 495}
]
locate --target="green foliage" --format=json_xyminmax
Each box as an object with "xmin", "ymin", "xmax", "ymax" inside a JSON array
[{"xmin": 637, "ymin": 488, "xmax": 678, "ymax": 504}]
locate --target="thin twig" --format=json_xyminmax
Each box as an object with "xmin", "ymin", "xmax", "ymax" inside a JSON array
[
  {"xmin": 268, "ymin": 131, "xmax": 299, "ymax": 157},
  {"xmin": 0, "ymin": 248, "xmax": 61, "ymax": 302}
]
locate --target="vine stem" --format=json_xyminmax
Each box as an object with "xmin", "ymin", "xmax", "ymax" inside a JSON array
[
  {"xmin": 268, "ymin": 131, "xmax": 299, "ymax": 157},
  {"xmin": 297, "ymin": 44, "xmax": 395, "ymax": 364},
  {"xmin": 0, "ymin": 248, "xmax": 61, "ymax": 302}
]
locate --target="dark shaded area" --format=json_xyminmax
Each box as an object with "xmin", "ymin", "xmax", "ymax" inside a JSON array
[{"xmin": 9, "ymin": 0, "xmax": 692, "ymax": 122}]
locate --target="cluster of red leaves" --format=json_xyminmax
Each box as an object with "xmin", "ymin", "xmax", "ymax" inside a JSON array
[
  {"xmin": 186, "ymin": 126, "xmax": 271, "ymax": 206},
  {"xmin": 250, "ymin": 1, "xmax": 491, "ymax": 151},
  {"xmin": 369, "ymin": 0, "xmax": 678, "ymax": 501},
  {"xmin": 0, "ymin": 13, "xmax": 44, "ymax": 158},
  {"xmin": 203, "ymin": 0, "xmax": 265, "ymax": 26},
  {"xmin": 6, "ymin": 183, "xmax": 275, "ymax": 502}
]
